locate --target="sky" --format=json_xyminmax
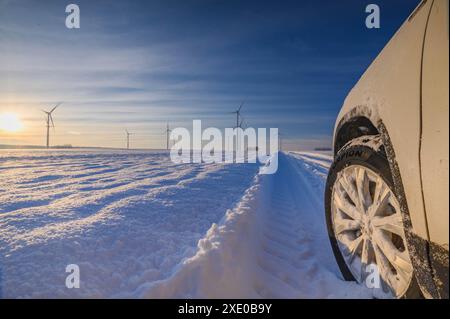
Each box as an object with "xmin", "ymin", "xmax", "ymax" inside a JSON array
[{"xmin": 0, "ymin": 0, "xmax": 420, "ymax": 150}]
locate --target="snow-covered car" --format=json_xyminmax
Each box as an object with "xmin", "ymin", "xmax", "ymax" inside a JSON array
[{"xmin": 325, "ymin": 0, "xmax": 448, "ymax": 299}]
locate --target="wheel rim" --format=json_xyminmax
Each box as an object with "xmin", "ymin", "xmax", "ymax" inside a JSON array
[{"xmin": 331, "ymin": 165, "xmax": 414, "ymax": 298}]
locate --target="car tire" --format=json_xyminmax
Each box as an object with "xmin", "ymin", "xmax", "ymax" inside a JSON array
[{"xmin": 325, "ymin": 135, "xmax": 422, "ymax": 298}]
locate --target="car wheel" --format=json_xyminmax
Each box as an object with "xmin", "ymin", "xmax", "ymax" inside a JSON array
[{"xmin": 325, "ymin": 135, "xmax": 422, "ymax": 298}]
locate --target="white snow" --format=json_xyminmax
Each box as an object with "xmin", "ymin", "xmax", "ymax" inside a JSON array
[
  {"xmin": 0, "ymin": 149, "xmax": 372, "ymax": 298},
  {"xmin": 141, "ymin": 152, "xmax": 371, "ymax": 298},
  {"xmin": 0, "ymin": 149, "xmax": 258, "ymax": 298}
]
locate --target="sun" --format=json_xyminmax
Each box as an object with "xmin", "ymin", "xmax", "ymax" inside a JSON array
[{"xmin": 0, "ymin": 112, "xmax": 23, "ymax": 133}]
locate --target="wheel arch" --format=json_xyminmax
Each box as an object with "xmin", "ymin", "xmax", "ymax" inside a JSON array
[{"xmin": 333, "ymin": 116, "xmax": 379, "ymax": 155}]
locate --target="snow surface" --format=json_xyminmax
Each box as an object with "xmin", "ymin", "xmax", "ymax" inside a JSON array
[{"xmin": 0, "ymin": 149, "xmax": 372, "ymax": 298}]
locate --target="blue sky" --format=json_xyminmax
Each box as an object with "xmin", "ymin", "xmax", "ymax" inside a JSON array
[{"xmin": 0, "ymin": 0, "xmax": 420, "ymax": 149}]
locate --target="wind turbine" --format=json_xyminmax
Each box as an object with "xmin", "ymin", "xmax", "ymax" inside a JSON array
[
  {"xmin": 228, "ymin": 101, "xmax": 245, "ymax": 152},
  {"xmin": 43, "ymin": 102, "xmax": 62, "ymax": 148},
  {"xmin": 125, "ymin": 129, "xmax": 133, "ymax": 149},
  {"xmin": 230, "ymin": 101, "xmax": 245, "ymax": 129},
  {"xmin": 165, "ymin": 123, "xmax": 171, "ymax": 150}
]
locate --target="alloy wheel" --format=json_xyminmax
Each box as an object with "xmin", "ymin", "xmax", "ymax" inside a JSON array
[{"xmin": 331, "ymin": 165, "xmax": 414, "ymax": 298}]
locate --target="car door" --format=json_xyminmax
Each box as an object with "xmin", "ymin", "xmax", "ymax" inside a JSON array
[{"xmin": 421, "ymin": 0, "xmax": 449, "ymax": 298}]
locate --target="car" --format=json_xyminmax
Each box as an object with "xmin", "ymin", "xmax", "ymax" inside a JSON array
[{"xmin": 325, "ymin": 0, "xmax": 448, "ymax": 299}]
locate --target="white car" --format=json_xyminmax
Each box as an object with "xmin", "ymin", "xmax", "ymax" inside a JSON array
[{"xmin": 325, "ymin": 0, "xmax": 448, "ymax": 298}]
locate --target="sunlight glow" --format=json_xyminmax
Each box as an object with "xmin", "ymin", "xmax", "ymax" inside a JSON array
[{"xmin": 0, "ymin": 113, "xmax": 24, "ymax": 133}]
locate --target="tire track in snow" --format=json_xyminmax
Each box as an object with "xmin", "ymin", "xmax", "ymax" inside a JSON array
[
  {"xmin": 145, "ymin": 152, "xmax": 372, "ymax": 298},
  {"xmin": 253, "ymin": 153, "xmax": 335, "ymax": 298},
  {"xmin": 253, "ymin": 153, "xmax": 374, "ymax": 298}
]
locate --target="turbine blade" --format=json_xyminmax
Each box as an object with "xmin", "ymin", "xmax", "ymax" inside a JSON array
[
  {"xmin": 49, "ymin": 114, "xmax": 55, "ymax": 129},
  {"xmin": 50, "ymin": 102, "xmax": 62, "ymax": 113},
  {"xmin": 238, "ymin": 101, "xmax": 245, "ymax": 112}
]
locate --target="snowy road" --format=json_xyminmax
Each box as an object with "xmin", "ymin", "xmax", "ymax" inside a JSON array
[{"xmin": 0, "ymin": 150, "xmax": 371, "ymax": 298}]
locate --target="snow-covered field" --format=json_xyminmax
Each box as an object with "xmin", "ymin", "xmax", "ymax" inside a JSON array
[{"xmin": 0, "ymin": 149, "xmax": 372, "ymax": 298}]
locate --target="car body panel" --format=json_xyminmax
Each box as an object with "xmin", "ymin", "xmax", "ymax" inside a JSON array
[
  {"xmin": 421, "ymin": 0, "xmax": 449, "ymax": 298},
  {"xmin": 334, "ymin": 0, "xmax": 433, "ymax": 241},
  {"xmin": 421, "ymin": 0, "xmax": 449, "ymax": 249},
  {"xmin": 332, "ymin": 0, "xmax": 449, "ymax": 298}
]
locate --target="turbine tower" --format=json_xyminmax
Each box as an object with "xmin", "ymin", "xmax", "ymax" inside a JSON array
[
  {"xmin": 43, "ymin": 102, "xmax": 62, "ymax": 149},
  {"xmin": 278, "ymin": 132, "xmax": 283, "ymax": 152},
  {"xmin": 125, "ymin": 129, "xmax": 133, "ymax": 149},
  {"xmin": 165, "ymin": 123, "xmax": 172, "ymax": 150},
  {"xmin": 239, "ymin": 117, "xmax": 247, "ymax": 129}
]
